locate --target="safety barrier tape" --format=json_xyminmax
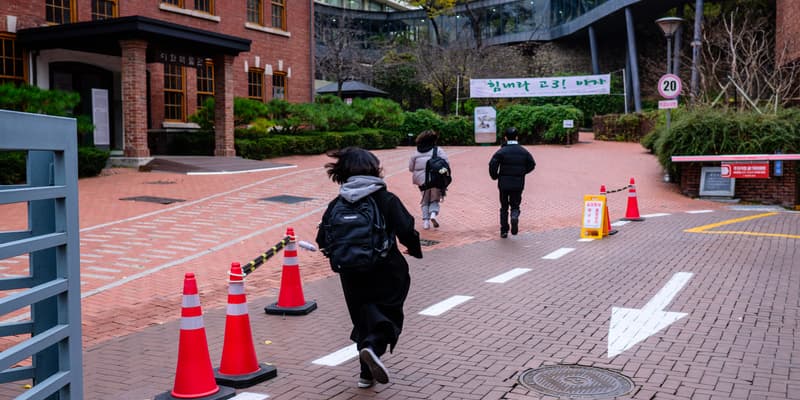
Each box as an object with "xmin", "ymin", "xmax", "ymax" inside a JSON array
[{"xmin": 605, "ymin": 184, "xmax": 632, "ymax": 194}]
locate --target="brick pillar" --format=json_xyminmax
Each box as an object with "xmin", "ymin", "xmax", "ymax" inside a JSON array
[
  {"xmin": 214, "ymin": 54, "xmax": 236, "ymax": 157},
  {"xmin": 120, "ymin": 39, "xmax": 150, "ymax": 158}
]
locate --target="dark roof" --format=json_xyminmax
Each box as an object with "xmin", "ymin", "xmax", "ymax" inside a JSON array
[
  {"xmin": 17, "ymin": 16, "xmax": 250, "ymax": 60},
  {"xmin": 316, "ymin": 81, "xmax": 388, "ymax": 97}
]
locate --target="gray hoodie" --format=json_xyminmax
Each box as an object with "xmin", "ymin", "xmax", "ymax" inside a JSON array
[{"xmin": 339, "ymin": 175, "xmax": 386, "ymax": 203}]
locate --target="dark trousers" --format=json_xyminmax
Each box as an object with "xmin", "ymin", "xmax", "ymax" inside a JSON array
[{"xmin": 499, "ymin": 189, "xmax": 522, "ymax": 233}]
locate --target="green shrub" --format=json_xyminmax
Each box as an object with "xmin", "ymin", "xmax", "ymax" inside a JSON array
[
  {"xmin": 77, "ymin": 147, "xmax": 110, "ymax": 178},
  {"xmin": 400, "ymin": 109, "xmax": 443, "ymax": 138},
  {"xmin": 234, "ymin": 129, "xmax": 400, "ymax": 160},
  {"xmin": 0, "ymin": 151, "xmax": 26, "ymax": 184},
  {"xmin": 315, "ymin": 95, "xmax": 362, "ymax": 131},
  {"xmin": 0, "ymin": 83, "xmax": 80, "ymax": 116},
  {"xmin": 351, "ymin": 97, "xmax": 405, "ymax": 130},
  {"xmin": 438, "ymin": 116, "xmax": 473, "ymax": 145},
  {"xmin": 594, "ymin": 112, "xmax": 658, "ymax": 143},
  {"xmin": 654, "ymin": 108, "xmax": 800, "ymax": 176},
  {"xmin": 496, "ymin": 104, "xmax": 582, "ymax": 144}
]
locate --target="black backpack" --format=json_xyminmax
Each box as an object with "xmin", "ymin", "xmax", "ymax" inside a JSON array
[
  {"xmin": 423, "ymin": 147, "xmax": 452, "ymax": 194},
  {"xmin": 321, "ymin": 195, "xmax": 395, "ymax": 272}
]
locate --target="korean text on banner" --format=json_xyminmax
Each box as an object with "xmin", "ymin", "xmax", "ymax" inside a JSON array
[{"xmin": 470, "ymin": 74, "xmax": 611, "ymax": 98}]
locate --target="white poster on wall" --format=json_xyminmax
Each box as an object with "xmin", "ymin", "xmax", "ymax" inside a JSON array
[
  {"xmin": 470, "ymin": 74, "xmax": 611, "ymax": 98},
  {"xmin": 91, "ymin": 88, "xmax": 110, "ymax": 146}
]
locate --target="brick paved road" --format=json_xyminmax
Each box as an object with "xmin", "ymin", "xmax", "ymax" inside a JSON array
[{"xmin": 6, "ymin": 134, "xmax": 798, "ymax": 399}]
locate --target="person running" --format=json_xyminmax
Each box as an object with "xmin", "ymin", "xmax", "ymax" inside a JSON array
[
  {"xmin": 489, "ymin": 127, "xmax": 536, "ymax": 238},
  {"xmin": 315, "ymin": 147, "xmax": 423, "ymax": 389},
  {"xmin": 408, "ymin": 130, "xmax": 449, "ymax": 230}
]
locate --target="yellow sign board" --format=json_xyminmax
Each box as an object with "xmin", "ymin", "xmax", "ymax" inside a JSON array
[{"xmin": 581, "ymin": 195, "xmax": 608, "ymax": 239}]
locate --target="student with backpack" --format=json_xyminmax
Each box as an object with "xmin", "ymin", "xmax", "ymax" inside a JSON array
[
  {"xmin": 489, "ymin": 127, "xmax": 536, "ymax": 238},
  {"xmin": 408, "ymin": 130, "xmax": 451, "ymax": 230},
  {"xmin": 315, "ymin": 147, "xmax": 422, "ymax": 389}
]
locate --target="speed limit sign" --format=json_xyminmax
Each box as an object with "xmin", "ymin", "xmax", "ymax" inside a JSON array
[{"xmin": 658, "ymin": 74, "xmax": 682, "ymax": 99}]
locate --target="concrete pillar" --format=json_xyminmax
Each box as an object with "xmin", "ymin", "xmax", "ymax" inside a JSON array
[
  {"xmin": 625, "ymin": 8, "xmax": 642, "ymax": 113},
  {"xmin": 120, "ymin": 39, "xmax": 150, "ymax": 158},
  {"xmin": 214, "ymin": 54, "xmax": 236, "ymax": 157}
]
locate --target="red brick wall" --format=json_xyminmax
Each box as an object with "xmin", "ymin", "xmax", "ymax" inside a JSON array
[
  {"xmin": 679, "ymin": 162, "xmax": 798, "ymax": 207},
  {"xmin": 2, "ymin": 0, "xmax": 313, "ymax": 123},
  {"xmin": 776, "ymin": 0, "xmax": 800, "ymax": 65}
]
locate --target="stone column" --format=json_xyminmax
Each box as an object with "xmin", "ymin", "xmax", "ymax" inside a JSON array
[
  {"xmin": 120, "ymin": 39, "xmax": 150, "ymax": 158},
  {"xmin": 214, "ymin": 54, "xmax": 235, "ymax": 157}
]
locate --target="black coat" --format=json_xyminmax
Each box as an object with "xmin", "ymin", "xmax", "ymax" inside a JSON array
[
  {"xmin": 489, "ymin": 144, "xmax": 536, "ymax": 191},
  {"xmin": 316, "ymin": 189, "xmax": 422, "ymax": 351}
]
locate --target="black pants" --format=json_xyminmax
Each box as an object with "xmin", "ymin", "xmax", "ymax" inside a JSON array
[{"xmin": 499, "ymin": 189, "xmax": 522, "ymax": 233}]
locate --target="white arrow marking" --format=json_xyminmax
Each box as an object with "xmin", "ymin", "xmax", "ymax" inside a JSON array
[{"xmin": 608, "ymin": 272, "xmax": 693, "ymax": 358}]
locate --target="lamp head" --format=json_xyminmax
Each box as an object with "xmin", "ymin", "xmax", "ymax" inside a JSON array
[{"xmin": 655, "ymin": 16, "xmax": 685, "ymax": 37}]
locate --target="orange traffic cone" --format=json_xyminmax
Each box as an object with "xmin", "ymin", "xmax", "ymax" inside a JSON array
[
  {"xmin": 265, "ymin": 227, "xmax": 317, "ymax": 315},
  {"xmin": 215, "ymin": 262, "xmax": 277, "ymax": 388},
  {"xmin": 155, "ymin": 273, "xmax": 235, "ymax": 400},
  {"xmin": 600, "ymin": 185, "xmax": 618, "ymax": 236},
  {"xmin": 622, "ymin": 177, "xmax": 644, "ymax": 221}
]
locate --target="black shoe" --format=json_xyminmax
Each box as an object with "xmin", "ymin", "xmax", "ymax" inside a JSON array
[
  {"xmin": 359, "ymin": 348, "xmax": 389, "ymax": 384},
  {"xmin": 500, "ymin": 231, "xmax": 508, "ymax": 238},
  {"xmin": 510, "ymin": 218, "xmax": 519, "ymax": 235}
]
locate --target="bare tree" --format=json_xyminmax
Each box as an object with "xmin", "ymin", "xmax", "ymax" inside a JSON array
[
  {"xmin": 699, "ymin": 7, "xmax": 800, "ymax": 111},
  {"xmin": 315, "ymin": 14, "xmax": 367, "ymax": 98}
]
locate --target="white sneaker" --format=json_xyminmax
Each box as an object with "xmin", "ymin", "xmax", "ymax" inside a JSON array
[
  {"xmin": 423, "ymin": 220, "xmax": 430, "ymax": 230},
  {"xmin": 357, "ymin": 377, "xmax": 375, "ymax": 388},
  {"xmin": 359, "ymin": 348, "xmax": 389, "ymax": 384},
  {"xmin": 430, "ymin": 212, "xmax": 439, "ymax": 228}
]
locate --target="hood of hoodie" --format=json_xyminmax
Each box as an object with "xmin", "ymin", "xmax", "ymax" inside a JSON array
[{"xmin": 339, "ymin": 175, "xmax": 386, "ymax": 202}]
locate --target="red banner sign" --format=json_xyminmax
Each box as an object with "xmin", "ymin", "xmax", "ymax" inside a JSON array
[{"xmin": 720, "ymin": 162, "xmax": 770, "ymax": 178}]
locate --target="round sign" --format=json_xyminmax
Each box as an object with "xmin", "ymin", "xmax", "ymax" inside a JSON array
[{"xmin": 658, "ymin": 74, "xmax": 682, "ymax": 99}]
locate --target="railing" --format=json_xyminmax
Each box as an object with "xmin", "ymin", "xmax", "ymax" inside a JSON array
[{"xmin": 0, "ymin": 110, "xmax": 83, "ymax": 400}]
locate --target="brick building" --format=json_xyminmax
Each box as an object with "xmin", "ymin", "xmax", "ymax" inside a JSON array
[{"xmin": 1, "ymin": 0, "xmax": 314, "ymax": 163}]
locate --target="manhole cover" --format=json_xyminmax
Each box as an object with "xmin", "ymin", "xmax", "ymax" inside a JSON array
[
  {"xmin": 518, "ymin": 365, "xmax": 634, "ymax": 398},
  {"xmin": 261, "ymin": 195, "xmax": 315, "ymax": 204},
  {"xmin": 419, "ymin": 239, "xmax": 439, "ymax": 247},
  {"xmin": 119, "ymin": 196, "xmax": 185, "ymax": 205}
]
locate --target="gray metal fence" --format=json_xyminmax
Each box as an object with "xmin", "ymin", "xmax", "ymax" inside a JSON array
[{"xmin": 0, "ymin": 110, "xmax": 83, "ymax": 399}]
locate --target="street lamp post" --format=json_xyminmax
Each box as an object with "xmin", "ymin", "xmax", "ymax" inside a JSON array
[{"xmin": 655, "ymin": 16, "xmax": 685, "ymax": 131}]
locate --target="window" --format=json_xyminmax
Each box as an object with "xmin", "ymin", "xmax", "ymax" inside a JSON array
[
  {"xmin": 271, "ymin": 0, "xmax": 286, "ymax": 30},
  {"xmin": 162, "ymin": 0, "xmax": 183, "ymax": 6},
  {"xmin": 92, "ymin": 0, "xmax": 117, "ymax": 20},
  {"xmin": 247, "ymin": 0, "xmax": 263, "ymax": 25},
  {"xmin": 196, "ymin": 61, "xmax": 214, "ymax": 108},
  {"xmin": 272, "ymin": 71, "xmax": 286, "ymax": 100},
  {"xmin": 248, "ymin": 68, "xmax": 264, "ymax": 101},
  {"xmin": 46, "ymin": 0, "xmax": 76, "ymax": 24},
  {"xmin": 195, "ymin": 0, "xmax": 214, "ymax": 14},
  {"xmin": 164, "ymin": 64, "xmax": 186, "ymax": 121},
  {"xmin": 0, "ymin": 34, "xmax": 25, "ymax": 85}
]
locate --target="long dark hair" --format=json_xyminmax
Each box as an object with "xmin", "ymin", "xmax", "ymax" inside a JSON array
[{"xmin": 324, "ymin": 147, "xmax": 383, "ymax": 184}]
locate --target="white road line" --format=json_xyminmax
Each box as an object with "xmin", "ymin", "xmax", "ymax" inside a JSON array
[
  {"xmin": 486, "ymin": 268, "xmax": 531, "ymax": 283},
  {"xmin": 419, "ymin": 295, "xmax": 473, "ymax": 316},
  {"xmin": 577, "ymin": 238, "xmax": 594, "ymax": 242},
  {"xmin": 686, "ymin": 210, "xmax": 714, "ymax": 214},
  {"xmin": 230, "ymin": 393, "xmax": 269, "ymax": 400},
  {"xmin": 542, "ymin": 248, "xmax": 575, "ymax": 260},
  {"xmin": 641, "ymin": 213, "xmax": 671, "ymax": 218},
  {"xmin": 311, "ymin": 343, "xmax": 358, "ymax": 366},
  {"xmin": 611, "ymin": 220, "xmax": 630, "ymax": 227}
]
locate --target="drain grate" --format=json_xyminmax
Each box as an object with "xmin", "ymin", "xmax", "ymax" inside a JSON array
[
  {"xmin": 518, "ymin": 365, "xmax": 634, "ymax": 398},
  {"xmin": 419, "ymin": 239, "xmax": 440, "ymax": 247},
  {"xmin": 120, "ymin": 196, "xmax": 185, "ymax": 205},
  {"xmin": 261, "ymin": 195, "xmax": 315, "ymax": 204}
]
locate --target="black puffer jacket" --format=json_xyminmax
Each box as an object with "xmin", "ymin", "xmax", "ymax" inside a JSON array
[{"xmin": 489, "ymin": 144, "xmax": 536, "ymax": 191}]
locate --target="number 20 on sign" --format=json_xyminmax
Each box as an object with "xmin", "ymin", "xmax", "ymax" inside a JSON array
[{"xmin": 581, "ymin": 195, "xmax": 608, "ymax": 239}]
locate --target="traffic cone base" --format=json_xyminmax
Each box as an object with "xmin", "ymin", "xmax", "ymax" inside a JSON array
[
  {"xmin": 264, "ymin": 300, "xmax": 317, "ymax": 316},
  {"xmin": 154, "ymin": 386, "xmax": 236, "ymax": 400},
  {"xmin": 215, "ymin": 363, "xmax": 277, "ymax": 388}
]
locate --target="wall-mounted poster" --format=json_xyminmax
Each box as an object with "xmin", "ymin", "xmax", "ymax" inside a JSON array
[
  {"xmin": 699, "ymin": 166, "xmax": 735, "ymax": 197},
  {"xmin": 474, "ymin": 106, "xmax": 496, "ymax": 144}
]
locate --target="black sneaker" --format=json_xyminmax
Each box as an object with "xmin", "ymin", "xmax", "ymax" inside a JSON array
[
  {"xmin": 359, "ymin": 348, "xmax": 389, "ymax": 384},
  {"xmin": 510, "ymin": 218, "xmax": 519, "ymax": 235},
  {"xmin": 500, "ymin": 231, "xmax": 508, "ymax": 238}
]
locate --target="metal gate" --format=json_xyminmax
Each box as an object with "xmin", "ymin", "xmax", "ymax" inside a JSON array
[{"xmin": 0, "ymin": 110, "xmax": 83, "ymax": 399}]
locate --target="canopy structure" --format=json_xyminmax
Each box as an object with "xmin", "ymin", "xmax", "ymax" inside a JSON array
[{"xmin": 316, "ymin": 80, "xmax": 388, "ymax": 98}]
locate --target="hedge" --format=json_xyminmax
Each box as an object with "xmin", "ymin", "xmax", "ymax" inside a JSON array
[
  {"xmin": 1, "ymin": 147, "xmax": 110, "ymax": 184},
  {"xmin": 235, "ymin": 129, "xmax": 403, "ymax": 160}
]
